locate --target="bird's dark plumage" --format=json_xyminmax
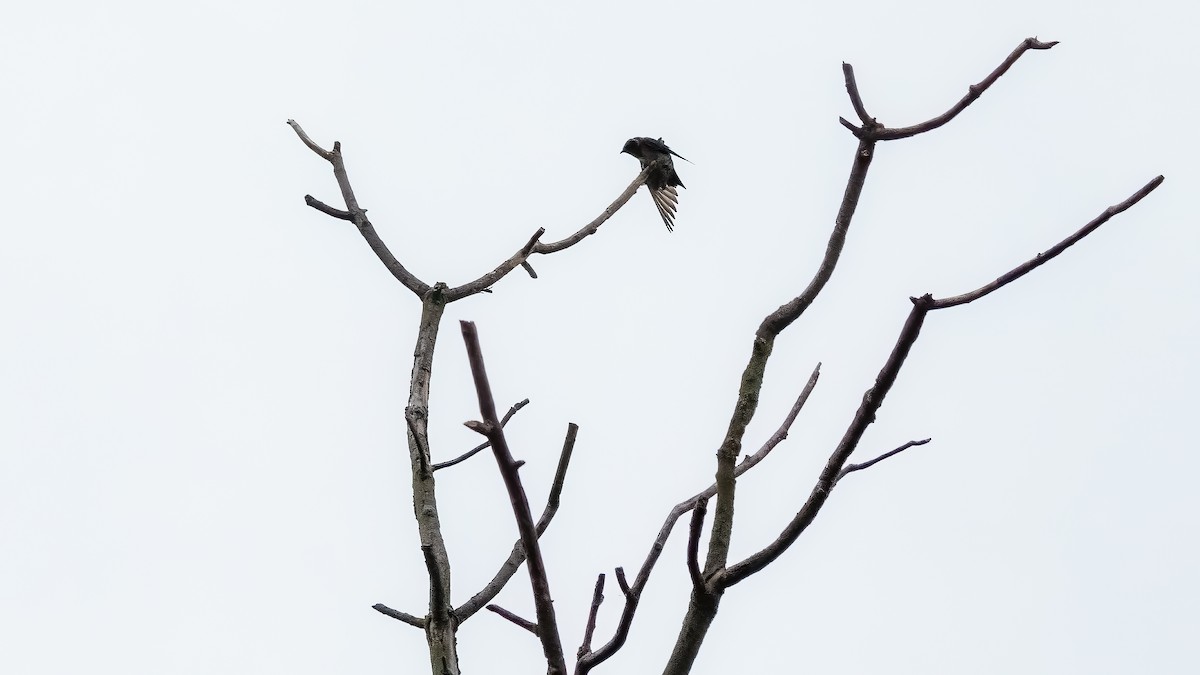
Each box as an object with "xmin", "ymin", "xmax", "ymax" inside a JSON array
[{"xmin": 621, "ymin": 137, "xmax": 688, "ymax": 232}]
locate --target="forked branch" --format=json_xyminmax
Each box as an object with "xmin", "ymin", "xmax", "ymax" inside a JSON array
[{"xmin": 839, "ymin": 37, "xmax": 1059, "ymax": 140}]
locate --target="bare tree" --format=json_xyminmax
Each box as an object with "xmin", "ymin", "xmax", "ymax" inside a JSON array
[{"xmin": 288, "ymin": 37, "xmax": 1161, "ymax": 675}]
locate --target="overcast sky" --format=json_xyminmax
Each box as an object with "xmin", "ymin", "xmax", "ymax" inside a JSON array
[{"xmin": 2, "ymin": 1, "xmax": 1195, "ymax": 673}]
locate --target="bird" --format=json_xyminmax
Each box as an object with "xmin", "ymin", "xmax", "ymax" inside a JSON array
[{"xmin": 620, "ymin": 137, "xmax": 689, "ymax": 232}]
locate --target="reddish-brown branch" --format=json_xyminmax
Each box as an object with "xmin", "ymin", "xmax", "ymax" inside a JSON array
[
  {"xmin": 487, "ymin": 605, "xmax": 539, "ymax": 636},
  {"xmin": 460, "ymin": 321, "xmax": 567, "ymax": 675},
  {"xmin": 456, "ymin": 423, "xmax": 578, "ymax": 622}
]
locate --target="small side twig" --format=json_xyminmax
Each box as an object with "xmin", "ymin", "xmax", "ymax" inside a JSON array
[
  {"xmin": 304, "ymin": 195, "xmax": 353, "ymax": 221},
  {"xmin": 433, "ymin": 398, "xmax": 531, "ymax": 471},
  {"xmin": 487, "ymin": 605, "xmax": 538, "ymax": 636},
  {"xmin": 836, "ymin": 438, "xmax": 931, "ymax": 484},
  {"xmin": 577, "ymin": 574, "xmax": 606, "ymax": 659},
  {"xmin": 371, "ymin": 603, "xmax": 425, "ymax": 628},
  {"xmin": 614, "ymin": 567, "xmax": 630, "ymax": 598}
]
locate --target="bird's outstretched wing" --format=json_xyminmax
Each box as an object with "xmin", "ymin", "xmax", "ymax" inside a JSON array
[{"xmin": 650, "ymin": 184, "xmax": 680, "ymax": 232}]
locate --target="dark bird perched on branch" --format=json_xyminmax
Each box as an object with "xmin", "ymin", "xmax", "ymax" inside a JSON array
[{"xmin": 621, "ymin": 137, "xmax": 689, "ymax": 232}]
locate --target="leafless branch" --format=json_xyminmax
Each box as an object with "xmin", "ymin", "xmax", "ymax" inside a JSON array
[
  {"xmin": 686, "ymin": 498, "xmax": 708, "ymax": 592},
  {"xmin": 842, "ymin": 62, "xmax": 874, "ymax": 127},
  {"xmin": 460, "ymin": 321, "xmax": 567, "ymax": 675},
  {"xmin": 442, "ymin": 168, "xmax": 652, "ymax": 300},
  {"xmin": 487, "ymin": 605, "xmax": 539, "ymax": 636},
  {"xmin": 614, "ymin": 567, "xmax": 630, "ymax": 598},
  {"xmin": 433, "ymin": 399, "xmax": 531, "ymax": 472},
  {"xmin": 836, "ymin": 438, "xmax": 932, "ymax": 484},
  {"xmin": 719, "ymin": 176, "xmax": 1163, "ymax": 590},
  {"xmin": 839, "ymin": 38, "xmax": 1059, "ymax": 141},
  {"xmin": 931, "ymin": 175, "xmax": 1164, "ymax": 309},
  {"xmin": 456, "ymin": 423, "xmax": 578, "ymax": 622},
  {"xmin": 577, "ymin": 574, "xmax": 606, "ymax": 659},
  {"xmin": 445, "ymin": 228, "xmax": 546, "ymax": 301},
  {"xmin": 288, "ymin": 120, "xmax": 431, "ymax": 297},
  {"xmin": 371, "ymin": 603, "xmax": 425, "ymax": 628},
  {"xmin": 304, "ymin": 195, "xmax": 353, "ymax": 221},
  {"xmin": 664, "ymin": 40, "xmax": 1076, "ymax": 675},
  {"xmin": 535, "ymin": 168, "xmax": 651, "ymax": 254}
]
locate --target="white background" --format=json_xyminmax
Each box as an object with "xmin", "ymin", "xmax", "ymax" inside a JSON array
[{"xmin": 2, "ymin": 1, "xmax": 1195, "ymax": 673}]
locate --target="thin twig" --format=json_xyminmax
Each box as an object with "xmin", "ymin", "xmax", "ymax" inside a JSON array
[
  {"xmin": 371, "ymin": 603, "xmax": 425, "ymax": 628},
  {"xmin": 836, "ymin": 438, "xmax": 932, "ymax": 484},
  {"xmin": 932, "ymin": 176, "xmax": 1164, "ymax": 309},
  {"xmin": 577, "ymin": 574, "xmax": 606, "ymax": 659},
  {"xmin": 461, "ymin": 321, "xmax": 567, "ymax": 675},
  {"xmin": 487, "ymin": 605, "xmax": 539, "ymax": 636},
  {"xmin": 304, "ymin": 195, "xmax": 353, "ymax": 221},
  {"xmin": 535, "ymin": 168, "xmax": 651, "ymax": 254},
  {"xmin": 614, "ymin": 567, "xmax": 630, "ymax": 598},
  {"xmin": 842, "ymin": 63, "xmax": 874, "ymax": 126},
  {"xmin": 433, "ymin": 399, "xmax": 531, "ymax": 471}
]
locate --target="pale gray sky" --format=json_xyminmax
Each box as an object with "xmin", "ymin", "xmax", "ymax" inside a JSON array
[{"xmin": 2, "ymin": 1, "xmax": 1195, "ymax": 673}]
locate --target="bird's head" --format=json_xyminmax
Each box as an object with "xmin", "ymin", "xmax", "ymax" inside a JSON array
[{"xmin": 620, "ymin": 138, "xmax": 640, "ymax": 156}]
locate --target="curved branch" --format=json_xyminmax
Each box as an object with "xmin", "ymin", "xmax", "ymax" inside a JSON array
[
  {"xmin": 287, "ymin": 120, "xmax": 431, "ymax": 297},
  {"xmin": 840, "ymin": 38, "xmax": 1059, "ymax": 141}
]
